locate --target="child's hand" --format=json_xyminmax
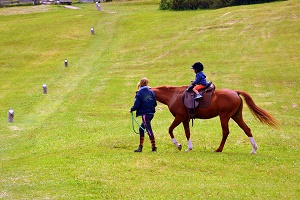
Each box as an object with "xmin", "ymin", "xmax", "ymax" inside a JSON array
[{"xmin": 186, "ymin": 84, "xmax": 195, "ymax": 92}]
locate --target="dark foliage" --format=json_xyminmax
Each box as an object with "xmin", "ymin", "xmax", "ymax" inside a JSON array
[{"xmin": 159, "ymin": 0, "xmax": 283, "ymax": 10}]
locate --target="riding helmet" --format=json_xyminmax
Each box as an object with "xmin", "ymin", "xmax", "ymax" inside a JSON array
[{"xmin": 191, "ymin": 62, "xmax": 204, "ymax": 71}]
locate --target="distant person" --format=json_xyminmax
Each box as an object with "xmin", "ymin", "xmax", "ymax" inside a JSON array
[
  {"xmin": 130, "ymin": 78, "xmax": 157, "ymax": 152},
  {"xmin": 96, "ymin": 1, "xmax": 101, "ymax": 11},
  {"xmin": 187, "ymin": 62, "xmax": 208, "ymax": 100}
]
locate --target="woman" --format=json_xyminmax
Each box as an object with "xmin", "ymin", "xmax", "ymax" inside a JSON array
[{"xmin": 130, "ymin": 78, "xmax": 157, "ymax": 152}]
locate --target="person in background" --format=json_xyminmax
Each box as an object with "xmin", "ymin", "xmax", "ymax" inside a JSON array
[{"xmin": 130, "ymin": 78, "xmax": 157, "ymax": 152}]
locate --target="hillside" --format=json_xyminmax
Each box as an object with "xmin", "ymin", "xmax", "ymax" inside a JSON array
[{"xmin": 0, "ymin": 0, "xmax": 299, "ymax": 199}]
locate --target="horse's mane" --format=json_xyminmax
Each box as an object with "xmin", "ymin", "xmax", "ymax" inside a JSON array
[
  {"xmin": 150, "ymin": 85, "xmax": 188, "ymax": 103},
  {"xmin": 151, "ymin": 85, "xmax": 187, "ymax": 91}
]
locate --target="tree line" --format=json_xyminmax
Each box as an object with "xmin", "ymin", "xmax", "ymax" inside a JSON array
[{"xmin": 159, "ymin": 0, "xmax": 284, "ymax": 10}]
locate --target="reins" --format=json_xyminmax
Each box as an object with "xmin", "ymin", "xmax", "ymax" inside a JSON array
[{"xmin": 131, "ymin": 112, "xmax": 145, "ymax": 134}]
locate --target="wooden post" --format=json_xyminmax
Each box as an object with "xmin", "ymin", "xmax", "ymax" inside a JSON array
[
  {"xmin": 8, "ymin": 109, "xmax": 14, "ymax": 123},
  {"xmin": 64, "ymin": 59, "xmax": 68, "ymax": 67},
  {"xmin": 43, "ymin": 84, "xmax": 47, "ymax": 94},
  {"xmin": 91, "ymin": 28, "xmax": 94, "ymax": 35}
]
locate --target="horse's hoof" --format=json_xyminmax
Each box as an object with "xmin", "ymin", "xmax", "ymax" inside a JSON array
[
  {"xmin": 178, "ymin": 144, "xmax": 182, "ymax": 151},
  {"xmin": 185, "ymin": 148, "xmax": 192, "ymax": 152},
  {"xmin": 251, "ymin": 145, "xmax": 258, "ymax": 154},
  {"xmin": 251, "ymin": 149, "xmax": 257, "ymax": 154}
]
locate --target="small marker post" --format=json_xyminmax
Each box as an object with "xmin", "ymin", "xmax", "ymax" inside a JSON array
[
  {"xmin": 8, "ymin": 109, "xmax": 14, "ymax": 123},
  {"xmin": 43, "ymin": 84, "xmax": 47, "ymax": 94}
]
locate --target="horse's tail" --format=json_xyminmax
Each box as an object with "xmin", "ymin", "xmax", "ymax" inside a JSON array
[{"xmin": 236, "ymin": 90, "xmax": 279, "ymax": 128}]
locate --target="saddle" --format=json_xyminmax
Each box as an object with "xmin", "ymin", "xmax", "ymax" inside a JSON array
[{"xmin": 182, "ymin": 82, "xmax": 215, "ymax": 117}]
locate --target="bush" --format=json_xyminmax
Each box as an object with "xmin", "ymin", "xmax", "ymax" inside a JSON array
[{"xmin": 159, "ymin": 0, "xmax": 283, "ymax": 10}]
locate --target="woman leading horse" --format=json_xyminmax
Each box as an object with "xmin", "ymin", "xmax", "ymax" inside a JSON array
[{"xmin": 150, "ymin": 85, "xmax": 279, "ymax": 153}]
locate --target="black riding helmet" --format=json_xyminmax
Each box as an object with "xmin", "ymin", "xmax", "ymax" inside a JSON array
[{"xmin": 191, "ymin": 62, "xmax": 204, "ymax": 72}]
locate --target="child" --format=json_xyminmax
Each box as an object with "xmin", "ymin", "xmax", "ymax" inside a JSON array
[
  {"xmin": 130, "ymin": 78, "xmax": 157, "ymax": 152},
  {"xmin": 189, "ymin": 62, "xmax": 208, "ymax": 100}
]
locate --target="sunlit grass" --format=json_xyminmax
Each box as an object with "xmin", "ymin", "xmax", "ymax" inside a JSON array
[{"xmin": 0, "ymin": 0, "xmax": 299, "ymax": 199}]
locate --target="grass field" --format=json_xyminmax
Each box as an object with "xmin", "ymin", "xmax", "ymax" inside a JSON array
[{"xmin": 0, "ymin": 0, "xmax": 299, "ymax": 199}]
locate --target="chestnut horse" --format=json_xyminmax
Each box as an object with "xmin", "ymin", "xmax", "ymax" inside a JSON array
[{"xmin": 151, "ymin": 85, "xmax": 278, "ymax": 153}]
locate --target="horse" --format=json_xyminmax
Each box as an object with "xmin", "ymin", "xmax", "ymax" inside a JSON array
[{"xmin": 150, "ymin": 85, "xmax": 279, "ymax": 153}]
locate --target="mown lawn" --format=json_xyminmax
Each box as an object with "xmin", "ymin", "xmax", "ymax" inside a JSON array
[{"xmin": 0, "ymin": 0, "xmax": 299, "ymax": 199}]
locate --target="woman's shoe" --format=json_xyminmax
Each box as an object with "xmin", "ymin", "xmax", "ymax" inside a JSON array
[{"xmin": 134, "ymin": 145, "xmax": 143, "ymax": 152}]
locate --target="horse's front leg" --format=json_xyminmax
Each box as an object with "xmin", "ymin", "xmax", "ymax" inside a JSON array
[
  {"xmin": 169, "ymin": 117, "xmax": 184, "ymax": 151},
  {"xmin": 182, "ymin": 119, "xmax": 192, "ymax": 151},
  {"xmin": 215, "ymin": 116, "xmax": 230, "ymax": 152}
]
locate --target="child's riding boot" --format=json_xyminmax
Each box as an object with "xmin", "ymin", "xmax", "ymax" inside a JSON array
[{"xmin": 194, "ymin": 93, "xmax": 202, "ymax": 100}]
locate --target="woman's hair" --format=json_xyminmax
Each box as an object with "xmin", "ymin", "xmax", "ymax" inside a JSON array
[{"xmin": 137, "ymin": 77, "xmax": 149, "ymax": 89}]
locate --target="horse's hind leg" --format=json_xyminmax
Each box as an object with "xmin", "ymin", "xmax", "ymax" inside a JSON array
[{"xmin": 232, "ymin": 107, "xmax": 258, "ymax": 154}]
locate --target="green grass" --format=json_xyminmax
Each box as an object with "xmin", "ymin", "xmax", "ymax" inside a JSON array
[{"xmin": 0, "ymin": 0, "xmax": 299, "ymax": 199}]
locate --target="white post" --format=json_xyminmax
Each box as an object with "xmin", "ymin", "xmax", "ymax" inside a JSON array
[
  {"xmin": 64, "ymin": 59, "xmax": 68, "ymax": 67},
  {"xmin": 91, "ymin": 27, "xmax": 94, "ymax": 35},
  {"xmin": 8, "ymin": 109, "xmax": 14, "ymax": 123},
  {"xmin": 43, "ymin": 84, "xmax": 47, "ymax": 94}
]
